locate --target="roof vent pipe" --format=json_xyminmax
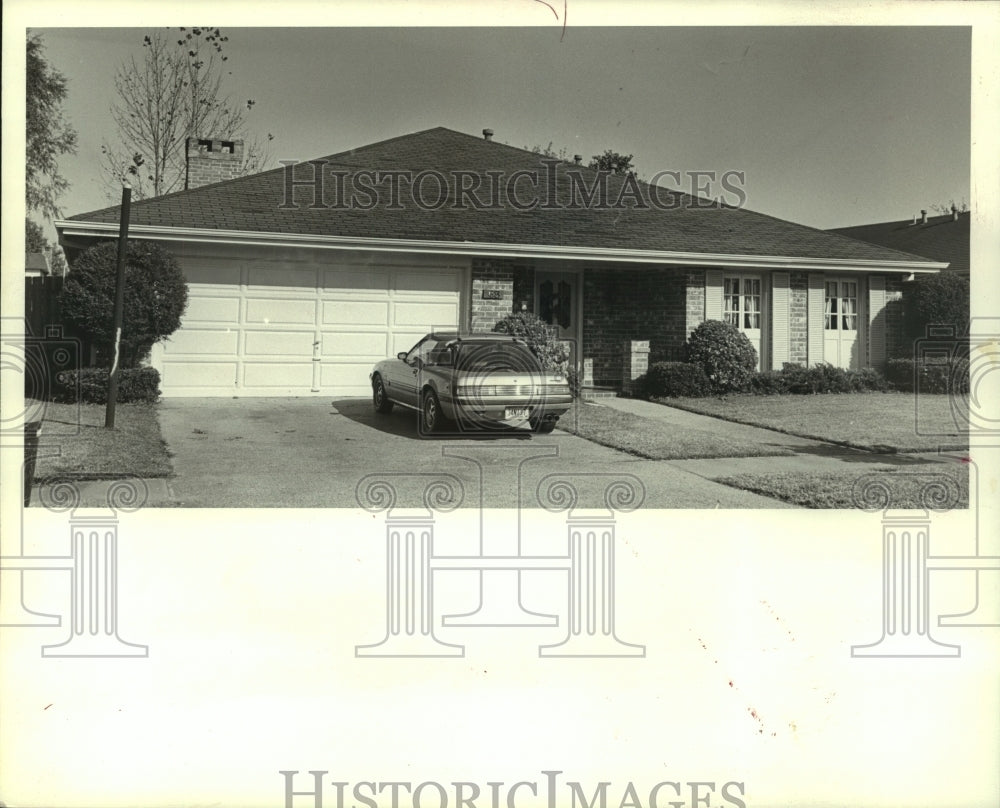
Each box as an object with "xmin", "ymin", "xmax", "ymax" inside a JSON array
[
  {"xmin": 573, "ymin": 154, "xmax": 583, "ymax": 164},
  {"xmin": 920, "ymin": 209, "xmax": 928, "ymax": 224},
  {"xmin": 952, "ymin": 205, "xmax": 959, "ymax": 221},
  {"xmin": 482, "ymin": 128, "xmax": 494, "ymax": 141}
]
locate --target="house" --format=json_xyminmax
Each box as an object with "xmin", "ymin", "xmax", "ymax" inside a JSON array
[
  {"xmin": 55, "ymin": 127, "xmax": 946, "ymax": 397},
  {"xmin": 25, "ymin": 251, "xmax": 51, "ymax": 277},
  {"xmin": 828, "ymin": 208, "xmax": 970, "ymax": 279}
]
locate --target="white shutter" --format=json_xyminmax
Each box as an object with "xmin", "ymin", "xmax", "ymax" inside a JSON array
[
  {"xmin": 807, "ymin": 273, "xmax": 825, "ymax": 367},
  {"xmin": 705, "ymin": 270, "xmax": 724, "ymax": 321},
  {"xmin": 771, "ymin": 272, "xmax": 790, "ymax": 369},
  {"xmin": 868, "ymin": 275, "xmax": 886, "ymax": 368}
]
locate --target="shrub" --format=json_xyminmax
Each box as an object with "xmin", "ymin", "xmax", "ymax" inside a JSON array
[
  {"xmin": 54, "ymin": 367, "xmax": 161, "ymax": 404},
  {"xmin": 750, "ymin": 370, "xmax": 789, "ymax": 395},
  {"xmin": 59, "ymin": 240, "xmax": 188, "ymax": 368},
  {"xmin": 492, "ymin": 311, "xmax": 569, "ymax": 371},
  {"xmin": 750, "ymin": 364, "xmax": 888, "ymax": 395},
  {"xmin": 684, "ymin": 320, "xmax": 758, "ymax": 393},
  {"xmin": 641, "ymin": 361, "xmax": 712, "ymax": 398},
  {"xmin": 902, "ymin": 272, "xmax": 970, "ymax": 352},
  {"xmin": 885, "ymin": 358, "xmax": 969, "ymax": 394}
]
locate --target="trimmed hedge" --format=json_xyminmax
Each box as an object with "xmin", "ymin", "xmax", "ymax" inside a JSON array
[
  {"xmin": 751, "ymin": 363, "xmax": 888, "ymax": 394},
  {"xmin": 885, "ymin": 358, "xmax": 969, "ymax": 394},
  {"xmin": 785, "ymin": 363, "xmax": 887, "ymax": 394},
  {"xmin": 54, "ymin": 367, "xmax": 161, "ymax": 404},
  {"xmin": 685, "ymin": 320, "xmax": 758, "ymax": 393},
  {"xmin": 641, "ymin": 362, "xmax": 712, "ymax": 398}
]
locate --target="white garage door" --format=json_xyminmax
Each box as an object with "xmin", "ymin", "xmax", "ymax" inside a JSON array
[{"xmin": 154, "ymin": 256, "xmax": 464, "ymax": 396}]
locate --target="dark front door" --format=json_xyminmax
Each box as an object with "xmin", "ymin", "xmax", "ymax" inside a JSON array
[{"xmin": 535, "ymin": 270, "xmax": 580, "ymax": 365}]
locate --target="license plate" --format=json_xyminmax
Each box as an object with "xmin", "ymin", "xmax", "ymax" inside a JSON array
[{"xmin": 504, "ymin": 407, "xmax": 530, "ymax": 420}]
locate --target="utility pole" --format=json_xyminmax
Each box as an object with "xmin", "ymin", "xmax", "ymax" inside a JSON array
[{"xmin": 105, "ymin": 180, "xmax": 132, "ymax": 429}]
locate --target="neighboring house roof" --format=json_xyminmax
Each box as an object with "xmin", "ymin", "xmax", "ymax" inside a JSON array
[
  {"xmin": 60, "ymin": 127, "xmax": 941, "ymax": 270},
  {"xmin": 828, "ymin": 212, "xmax": 968, "ymax": 275},
  {"xmin": 25, "ymin": 252, "xmax": 50, "ymax": 275}
]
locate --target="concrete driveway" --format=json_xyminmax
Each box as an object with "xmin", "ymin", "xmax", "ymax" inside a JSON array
[{"xmin": 156, "ymin": 397, "xmax": 791, "ymax": 508}]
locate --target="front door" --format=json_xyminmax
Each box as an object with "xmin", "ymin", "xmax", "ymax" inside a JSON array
[
  {"xmin": 723, "ymin": 274, "xmax": 763, "ymax": 370},
  {"xmin": 823, "ymin": 278, "xmax": 861, "ymax": 369},
  {"xmin": 535, "ymin": 270, "xmax": 580, "ymax": 365}
]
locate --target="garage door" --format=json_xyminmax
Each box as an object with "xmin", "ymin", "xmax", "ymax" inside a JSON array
[{"xmin": 155, "ymin": 257, "xmax": 464, "ymax": 396}]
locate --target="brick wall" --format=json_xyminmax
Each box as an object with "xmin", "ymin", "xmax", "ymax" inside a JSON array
[
  {"xmin": 684, "ymin": 270, "xmax": 706, "ymax": 345},
  {"xmin": 470, "ymin": 259, "xmax": 515, "ymax": 332},
  {"xmin": 789, "ymin": 272, "xmax": 809, "ymax": 365},
  {"xmin": 582, "ymin": 266, "xmax": 689, "ymax": 387},
  {"xmin": 186, "ymin": 138, "xmax": 245, "ymax": 190}
]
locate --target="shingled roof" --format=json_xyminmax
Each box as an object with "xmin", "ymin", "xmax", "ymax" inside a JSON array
[
  {"xmin": 66, "ymin": 127, "xmax": 934, "ymax": 265},
  {"xmin": 828, "ymin": 211, "xmax": 968, "ymax": 275}
]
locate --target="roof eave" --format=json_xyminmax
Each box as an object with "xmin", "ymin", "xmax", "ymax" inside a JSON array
[{"xmin": 54, "ymin": 220, "xmax": 948, "ymax": 274}]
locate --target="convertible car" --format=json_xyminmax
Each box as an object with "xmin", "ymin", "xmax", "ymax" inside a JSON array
[{"xmin": 370, "ymin": 332, "xmax": 573, "ymax": 434}]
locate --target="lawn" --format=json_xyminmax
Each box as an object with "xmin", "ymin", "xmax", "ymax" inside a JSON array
[
  {"xmin": 557, "ymin": 400, "xmax": 793, "ymax": 460},
  {"xmin": 658, "ymin": 393, "xmax": 967, "ymax": 452},
  {"xmin": 28, "ymin": 400, "xmax": 173, "ymax": 481},
  {"xmin": 715, "ymin": 462, "xmax": 969, "ymax": 509}
]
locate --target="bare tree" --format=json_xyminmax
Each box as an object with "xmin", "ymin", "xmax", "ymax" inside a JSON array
[{"xmin": 100, "ymin": 28, "xmax": 272, "ymax": 200}]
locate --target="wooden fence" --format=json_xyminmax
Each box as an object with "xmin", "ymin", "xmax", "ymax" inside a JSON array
[{"xmin": 24, "ymin": 275, "xmax": 63, "ymax": 337}]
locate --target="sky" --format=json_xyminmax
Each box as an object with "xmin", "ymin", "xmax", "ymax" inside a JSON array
[{"xmin": 21, "ymin": 16, "xmax": 974, "ymax": 242}]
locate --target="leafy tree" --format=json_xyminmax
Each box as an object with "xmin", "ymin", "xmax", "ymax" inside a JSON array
[
  {"xmin": 930, "ymin": 199, "xmax": 969, "ymax": 215},
  {"xmin": 59, "ymin": 240, "xmax": 188, "ymax": 367},
  {"xmin": 100, "ymin": 28, "xmax": 273, "ymax": 199},
  {"xmin": 26, "ymin": 33, "xmax": 78, "ymax": 219},
  {"xmin": 902, "ymin": 272, "xmax": 970, "ymax": 351},
  {"xmin": 588, "ymin": 149, "xmax": 635, "ymax": 175},
  {"xmin": 25, "ymin": 219, "xmax": 68, "ymax": 275},
  {"xmin": 524, "ymin": 143, "xmax": 637, "ymax": 175},
  {"xmin": 526, "ymin": 141, "xmax": 570, "ymax": 161}
]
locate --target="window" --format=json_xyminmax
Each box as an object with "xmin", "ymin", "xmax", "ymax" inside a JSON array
[
  {"xmin": 724, "ymin": 275, "xmax": 761, "ymax": 330},
  {"xmin": 825, "ymin": 280, "xmax": 858, "ymax": 332},
  {"xmin": 407, "ymin": 337, "xmax": 451, "ymax": 366}
]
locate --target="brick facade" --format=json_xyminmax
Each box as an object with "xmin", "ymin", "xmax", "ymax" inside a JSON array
[
  {"xmin": 469, "ymin": 259, "xmax": 516, "ymax": 332},
  {"xmin": 685, "ymin": 270, "xmax": 706, "ymax": 343},
  {"xmin": 789, "ymin": 271, "xmax": 809, "ymax": 365},
  {"xmin": 471, "ymin": 261, "xmax": 907, "ymax": 389},
  {"xmin": 582, "ymin": 266, "xmax": 692, "ymax": 387}
]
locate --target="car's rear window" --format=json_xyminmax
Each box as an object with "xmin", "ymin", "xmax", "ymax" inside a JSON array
[{"xmin": 454, "ymin": 342, "xmax": 539, "ymax": 372}]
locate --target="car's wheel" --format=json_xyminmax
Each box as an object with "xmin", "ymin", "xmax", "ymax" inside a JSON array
[
  {"xmin": 372, "ymin": 375, "xmax": 394, "ymax": 413},
  {"xmin": 531, "ymin": 416, "xmax": 557, "ymax": 434},
  {"xmin": 421, "ymin": 388, "xmax": 444, "ymax": 434}
]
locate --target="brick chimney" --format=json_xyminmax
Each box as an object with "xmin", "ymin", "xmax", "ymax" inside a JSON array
[{"xmin": 185, "ymin": 138, "xmax": 244, "ymax": 190}]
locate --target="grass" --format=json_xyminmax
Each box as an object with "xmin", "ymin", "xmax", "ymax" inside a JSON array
[
  {"xmin": 715, "ymin": 463, "xmax": 969, "ymax": 509},
  {"xmin": 657, "ymin": 392, "xmax": 967, "ymax": 452},
  {"xmin": 557, "ymin": 400, "xmax": 792, "ymax": 460},
  {"xmin": 28, "ymin": 400, "xmax": 173, "ymax": 481}
]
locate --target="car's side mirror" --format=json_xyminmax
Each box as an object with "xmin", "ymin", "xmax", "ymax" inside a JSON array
[{"xmin": 396, "ymin": 352, "xmax": 408, "ymax": 360}]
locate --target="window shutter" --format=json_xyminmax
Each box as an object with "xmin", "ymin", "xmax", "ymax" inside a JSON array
[
  {"xmin": 807, "ymin": 273, "xmax": 825, "ymax": 366},
  {"xmin": 771, "ymin": 272, "xmax": 790, "ymax": 368},
  {"xmin": 705, "ymin": 270, "xmax": 724, "ymax": 321},
  {"xmin": 868, "ymin": 275, "xmax": 886, "ymax": 369}
]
